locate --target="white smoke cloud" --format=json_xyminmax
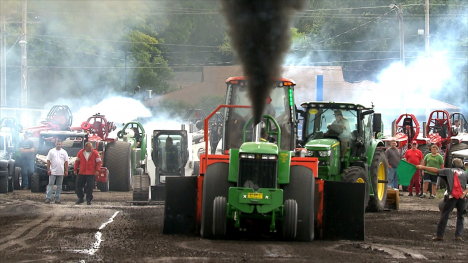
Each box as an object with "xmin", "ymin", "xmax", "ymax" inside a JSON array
[{"xmin": 72, "ymin": 96, "xmax": 151, "ymax": 126}]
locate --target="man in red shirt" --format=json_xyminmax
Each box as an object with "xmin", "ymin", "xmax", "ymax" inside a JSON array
[
  {"xmin": 404, "ymin": 141, "xmax": 424, "ymax": 196},
  {"xmin": 74, "ymin": 142, "xmax": 102, "ymax": 205}
]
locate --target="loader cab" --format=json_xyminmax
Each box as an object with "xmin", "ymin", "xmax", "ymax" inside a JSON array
[
  {"xmin": 152, "ymin": 130, "xmax": 188, "ymax": 186},
  {"xmin": 223, "ymin": 77, "xmax": 296, "ymax": 152}
]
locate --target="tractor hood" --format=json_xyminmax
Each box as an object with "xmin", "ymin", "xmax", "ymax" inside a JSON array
[
  {"xmin": 239, "ymin": 142, "xmax": 278, "ymax": 155},
  {"xmin": 305, "ymin": 138, "xmax": 339, "ymax": 150}
]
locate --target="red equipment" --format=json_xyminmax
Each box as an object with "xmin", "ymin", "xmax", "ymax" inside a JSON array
[{"xmin": 23, "ymin": 105, "xmax": 73, "ymax": 137}]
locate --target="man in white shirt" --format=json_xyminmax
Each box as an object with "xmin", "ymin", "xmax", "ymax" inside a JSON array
[{"xmin": 45, "ymin": 139, "xmax": 69, "ymax": 204}]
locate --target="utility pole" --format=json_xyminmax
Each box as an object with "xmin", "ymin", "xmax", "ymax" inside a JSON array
[
  {"xmin": 397, "ymin": 5, "xmax": 405, "ymax": 66},
  {"xmin": 20, "ymin": 0, "xmax": 27, "ymax": 108},
  {"xmin": 389, "ymin": 4, "xmax": 405, "ymax": 66},
  {"xmin": 1, "ymin": 16, "xmax": 6, "ymax": 107},
  {"xmin": 425, "ymin": 0, "xmax": 430, "ymax": 57}
]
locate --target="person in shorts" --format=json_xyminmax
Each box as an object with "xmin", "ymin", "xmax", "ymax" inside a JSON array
[{"xmin": 421, "ymin": 145, "xmax": 444, "ymax": 199}]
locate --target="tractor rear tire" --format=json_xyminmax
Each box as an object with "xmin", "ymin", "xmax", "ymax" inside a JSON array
[
  {"xmin": 213, "ymin": 196, "xmax": 227, "ymax": 239},
  {"xmin": 282, "ymin": 165, "xmax": 315, "ymax": 241},
  {"xmin": 0, "ymin": 176, "xmax": 8, "ymax": 193},
  {"xmin": 14, "ymin": 167, "xmax": 21, "ymax": 190},
  {"xmin": 283, "ymin": 199, "xmax": 298, "ymax": 240},
  {"xmin": 342, "ymin": 166, "xmax": 370, "ymax": 210},
  {"xmin": 367, "ymin": 149, "xmax": 388, "ymax": 212},
  {"xmin": 192, "ymin": 161, "xmax": 200, "ymax": 176},
  {"xmin": 105, "ymin": 141, "xmax": 133, "ymax": 191},
  {"xmin": 30, "ymin": 173, "xmax": 44, "ymax": 193},
  {"xmin": 201, "ymin": 162, "xmax": 234, "ymax": 239},
  {"xmin": 133, "ymin": 168, "xmax": 150, "ymax": 202}
]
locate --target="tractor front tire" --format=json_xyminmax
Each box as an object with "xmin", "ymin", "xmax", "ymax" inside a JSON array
[
  {"xmin": 282, "ymin": 165, "xmax": 315, "ymax": 241},
  {"xmin": 342, "ymin": 166, "xmax": 370, "ymax": 210},
  {"xmin": 0, "ymin": 176, "xmax": 8, "ymax": 193},
  {"xmin": 30, "ymin": 173, "xmax": 44, "ymax": 193},
  {"xmin": 201, "ymin": 163, "xmax": 233, "ymax": 239},
  {"xmin": 14, "ymin": 167, "xmax": 21, "ymax": 190},
  {"xmin": 213, "ymin": 196, "xmax": 227, "ymax": 239},
  {"xmin": 105, "ymin": 141, "xmax": 133, "ymax": 191},
  {"xmin": 283, "ymin": 199, "xmax": 298, "ymax": 240},
  {"xmin": 367, "ymin": 149, "xmax": 388, "ymax": 212},
  {"xmin": 133, "ymin": 168, "xmax": 150, "ymax": 202}
]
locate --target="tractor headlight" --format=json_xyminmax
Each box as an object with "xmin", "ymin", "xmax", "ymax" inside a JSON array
[
  {"xmin": 240, "ymin": 153, "xmax": 255, "ymax": 159},
  {"xmin": 318, "ymin": 150, "xmax": 331, "ymax": 157},
  {"xmin": 306, "ymin": 150, "xmax": 314, "ymax": 157},
  {"xmin": 261, "ymin": 154, "xmax": 276, "ymax": 160}
]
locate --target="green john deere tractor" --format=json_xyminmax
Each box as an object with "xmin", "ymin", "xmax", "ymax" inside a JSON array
[
  {"xmin": 116, "ymin": 122, "xmax": 149, "ymax": 200},
  {"xmin": 163, "ymin": 77, "xmax": 367, "ymax": 241},
  {"xmin": 298, "ymin": 102, "xmax": 388, "ymax": 212}
]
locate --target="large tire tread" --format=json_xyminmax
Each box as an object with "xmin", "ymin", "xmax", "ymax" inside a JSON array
[
  {"xmin": 367, "ymin": 149, "xmax": 388, "ymax": 212},
  {"xmin": 342, "ymin": 166, "xmax": 370, "ymax": 209},
  {"xmin": 0, "ymin": 176, "xmax": 8, "ymax": 193},
  {"xmin": 283, "ymin": 199, "xmax": 298, "ymax": 240},
  {"xmin": 213, "ymin": 196, "xmax": 227, "ymax": 239},
  {"xmin": 105, "ymin": 141, "xmax": 133, "ymax": 191},
  {"xmin": 201, "ymin": 163, "xmax": 233, "ymax": 239},
  {"xmin": 282, "ymin": 166, "xmax": 315, "ymax": 242}
]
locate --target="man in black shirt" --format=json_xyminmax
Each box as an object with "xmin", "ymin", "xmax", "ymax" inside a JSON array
[
  {"xmin": 18, "ymin": 132, "xmax": 35, "ymax": 189},
  {"xmin": 417, "ymin": 158, "xmax": 468, "ymax": 241}
]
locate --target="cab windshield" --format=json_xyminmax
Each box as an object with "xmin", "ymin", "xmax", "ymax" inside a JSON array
[
  {"xmin": 304, "ymin": 108, "xmax": 358, "ymax": 141},
  {"xmin": 224, "ymin": 83, "xmax": 293, "ymax": 150}
]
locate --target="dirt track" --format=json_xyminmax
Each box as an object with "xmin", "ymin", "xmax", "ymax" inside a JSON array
[{"xmin": 0, "ymin": 190, "xmax": 467, "ymax": 262}]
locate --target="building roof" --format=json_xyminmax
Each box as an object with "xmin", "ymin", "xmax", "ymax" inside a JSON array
[{"xmin": 144, "ymin": 65, "xmax": 461, "ymax": 111}]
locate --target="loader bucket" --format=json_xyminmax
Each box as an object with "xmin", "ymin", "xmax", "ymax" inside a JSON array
[
  {"xmin": 321, "ymin": 181, "xmax": 365, "ymax": 240},
  {"xmin": 162, "ymin": 177, "xmax": 198, "ymax": 235}
]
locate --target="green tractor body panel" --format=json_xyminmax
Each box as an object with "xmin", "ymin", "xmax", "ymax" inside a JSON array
[
  {"xmin": 118, "ymin": 121, "xmax": 147, "ymax": 173},
  {"xmin": 228, "ymin": 187, "xmax": 283, "ymax": 214},
  {"xmin": 277, "ymin": 151, "xmax": 291, "ymax": 184},
  {"xmin": 304, "ymin": 138, "xmax": 341, "ymax": 178},
  {"xmin": 239, "ymin": 141, "xmax": 278, "ymax": 154}
]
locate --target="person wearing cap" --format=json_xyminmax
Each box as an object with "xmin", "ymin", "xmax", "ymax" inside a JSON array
[
  {"xmin": 18, "ymin": 132, "xmax": 35, "ymax": 189},
  {"xmin": 416, "ymin": 158, "xmax": 468, "ymax": 241},
  {"xmin": 327, "ymin": 110, "xmax": 351, "ymax": 158},
  {"xmin": 404, "ymin": 141, "xmax": 424, "ymax": 196}
]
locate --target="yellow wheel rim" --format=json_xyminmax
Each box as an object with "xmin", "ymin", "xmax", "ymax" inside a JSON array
[
  {"xmin": 356, "ymin": 178, "xmax": 365, "ymax": 183},
  {"xmin": 377, "ymin": 162, "xmax": 386, "ymax": 200}
]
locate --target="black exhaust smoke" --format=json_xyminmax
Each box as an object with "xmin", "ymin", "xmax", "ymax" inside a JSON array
[{"xmin": 221, "ymin": 0, "xmax": 305, "ymax": 125}]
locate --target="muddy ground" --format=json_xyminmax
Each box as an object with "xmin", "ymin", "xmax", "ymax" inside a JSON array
[{"xmin": 0, "ymin": 189, "xmax": 467, "ymax": 262}]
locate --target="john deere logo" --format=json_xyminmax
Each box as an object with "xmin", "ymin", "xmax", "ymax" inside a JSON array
[{"xmin": 280, "ymin": 153, "xmax": 288, "ymax": 163}]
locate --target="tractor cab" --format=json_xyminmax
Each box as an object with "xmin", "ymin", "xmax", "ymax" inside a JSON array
[
  {"xmin": 152, "ymin": 130, "xmax": 189, "ymax": 185},
  {"xmin": 383, "ymin": 113, "xmax": 420, "ymax": 156},
  {"xmin": 44, "ymin": 105, "xmax": 73, "ymax": 130},
  {"xmin": 80, "ymin": 113, "xmax": 117, "ymax": 143},
  {"xmin": 223, "ymin": 77, "xmax": 296, "ymax": 152},
  {"xmin": 450, "ymin": 112, "xmax": 468, "ymax": 135},
  {"xmin": 427, "ymin": 110, "xmax": 451, "ymax": 150}
]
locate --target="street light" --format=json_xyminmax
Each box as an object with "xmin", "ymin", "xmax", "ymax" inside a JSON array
[{"xmin": 389, "ymin": 4, "xmax": 405, "ymax": 66}]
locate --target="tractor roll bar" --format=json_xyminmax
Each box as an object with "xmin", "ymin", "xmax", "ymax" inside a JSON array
[{"xmin": 203, "ymin": 104, "xmax": 250, "ymax": 171}]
